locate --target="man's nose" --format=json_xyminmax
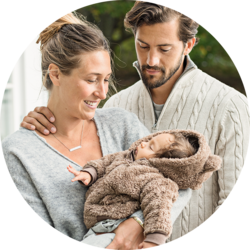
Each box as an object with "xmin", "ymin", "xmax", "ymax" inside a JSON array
[{"xmin": 147, "ymin": 50, "xmax": 160, "ymax": 67}]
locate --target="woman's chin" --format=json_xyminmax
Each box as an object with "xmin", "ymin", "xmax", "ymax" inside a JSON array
[{"xmin": 80, "ymin": 109, "xmax": 96, "ymax": 121}]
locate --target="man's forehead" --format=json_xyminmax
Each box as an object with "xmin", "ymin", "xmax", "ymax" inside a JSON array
[{"xmin": 136, "ymin": 20, "xmax": 179, "ymax": 43}]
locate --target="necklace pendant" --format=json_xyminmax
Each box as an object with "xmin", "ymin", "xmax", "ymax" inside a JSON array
[{"xmin": 69, "ymin": 146, "xmax": 82, "ymax": 152}]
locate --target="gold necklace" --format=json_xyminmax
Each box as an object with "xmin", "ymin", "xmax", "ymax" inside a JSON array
[{"xmin": 52, "ymin": 122, "xmax": 84, "ymax": 152}]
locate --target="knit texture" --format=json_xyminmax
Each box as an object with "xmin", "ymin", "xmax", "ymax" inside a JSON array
[
  {"xmin": 2, "ymin": 108, "xmax": 192, "ymax": 241},
  {"xmin": 104, "ymin": 64, "xmax": 250, "ymax": 241},
  {"xmin": 2, "ymin": 108, "xmax": 149, "ymax": 241}
]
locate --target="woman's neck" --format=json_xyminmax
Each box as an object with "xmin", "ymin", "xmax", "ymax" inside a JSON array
[{"xmin": 47, "ymin": 99, "xmax": 86, "ymax": 139}]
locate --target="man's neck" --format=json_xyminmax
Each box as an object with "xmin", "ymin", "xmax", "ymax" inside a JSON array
[{"xmin": 150, "ymin": 61, "xmax": 184, "ymax": 105}]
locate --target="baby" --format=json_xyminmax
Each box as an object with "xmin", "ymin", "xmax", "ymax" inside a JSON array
[{"xmin": 68, "ymin": 130, "xmax": 221, "ymax": 249}]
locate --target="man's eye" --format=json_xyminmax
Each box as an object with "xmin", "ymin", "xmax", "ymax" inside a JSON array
[
  {"xmin": 161, "ymin": 49, "xmax": 170, "ymax": 52},
  {"xmin": 140, "ymin": 45, "xmax": 149, "ymax": 49}
]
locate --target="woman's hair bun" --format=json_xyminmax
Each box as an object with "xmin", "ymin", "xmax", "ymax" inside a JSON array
[{"xmin": 36, "ymin": 13, "xmax": 83, "ymax": 50}]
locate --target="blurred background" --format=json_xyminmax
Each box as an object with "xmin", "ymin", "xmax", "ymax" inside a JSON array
[{"xmin": 1, "ymin": 0, "xmax": 246, "ymax": 139}]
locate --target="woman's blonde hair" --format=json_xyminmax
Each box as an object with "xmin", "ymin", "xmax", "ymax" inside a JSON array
[{"xmin": 37, "ymin": 12, "xmax": 116, "ymax": 94}]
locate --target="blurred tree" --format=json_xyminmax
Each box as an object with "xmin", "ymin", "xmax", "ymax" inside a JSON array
[
  {"xmin": 76, "ymin": 0, "xmax": 246, "ymax": 103},
  {"xmin": 77, "ymin": 1, "xmax": 133, "ymax": 49}
]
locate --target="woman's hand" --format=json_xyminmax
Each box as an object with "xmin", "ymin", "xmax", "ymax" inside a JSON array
[
  {"xmin": 138, "ymin": 242, "xmax": 158, "ymax": 249},
  {"xmin": 20, "ymin": 106, "xmax": 56, "ymax": 135},
  {"xmin": 67, "ymin": 165, "xmax": 91, "ymax": 185},
  {"xmin": 106, "ymin": 218, "xmax": 144, "ymax": 250}
]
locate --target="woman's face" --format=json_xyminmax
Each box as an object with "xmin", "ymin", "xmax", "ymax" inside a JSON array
[{"xmin": 55, "ymin": 50, "xmax": 112, "ymax": 120}]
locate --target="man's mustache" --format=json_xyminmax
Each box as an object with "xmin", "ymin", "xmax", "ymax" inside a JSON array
[{"xmin": 141, "ymin": 64, "xmax": 165, "ymax": 73}]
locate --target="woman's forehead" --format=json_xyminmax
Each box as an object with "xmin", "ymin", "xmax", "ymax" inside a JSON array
[{"xmin": 77, "ymin": 50, "xmax": 111, "ymax": 74}]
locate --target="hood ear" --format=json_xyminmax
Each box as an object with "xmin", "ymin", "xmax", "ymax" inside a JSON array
[
  {"xmin": 204, "ymin": 155, "xmax": 222, "ymax": 172},
  {"xmin": 190, "ymin": 155, "xmax": 222, "ymax": 190}
]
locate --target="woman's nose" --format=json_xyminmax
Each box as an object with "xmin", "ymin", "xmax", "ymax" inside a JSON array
[
  {"xmin": 94, "ymin": 82, "xmax": 107, "ymax": 100},
  {"xmin": 141, "ymin": 142, "xmax": 146, "ymax": 148}
]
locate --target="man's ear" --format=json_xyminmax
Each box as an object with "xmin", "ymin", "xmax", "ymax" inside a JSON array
[
  {"xmin": 184, "ymin": 37, "xmax": 196, "ymax": 56},
  {"xmin": 48, "ymin": 63, "xmax": 60, "ymax": 87}
]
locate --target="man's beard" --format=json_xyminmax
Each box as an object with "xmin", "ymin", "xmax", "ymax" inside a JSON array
[{"xmin": 138, "ymin": 52, "xmax": 184, "ymax": 89}]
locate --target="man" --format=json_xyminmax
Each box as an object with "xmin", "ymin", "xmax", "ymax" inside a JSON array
[
  {"xmin": 21, "ymin": 1, "xmax": 249, "ymax": 242},
  {"xmin": 104, "ymin": 0, "xmax": 250, "ymax": 242},
  {"xmin": 103, "ymin": 1, "xmax": 250, "ymax": 241}
]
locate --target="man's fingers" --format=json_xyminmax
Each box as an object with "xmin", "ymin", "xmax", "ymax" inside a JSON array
[
  {"xmin": 26, "ymin": 111, "xmax": 56, "ymax": 134},
  {"xmin": 34, "ymin": 106, "xmax": 55, "ymax": 123},
  {"xmin": 20, "ymin": 121, "xmax": 36, "ymax": 131},
  {"xmin": 21, "ymin": 116, "xmax": 50, "ymax": 135}
]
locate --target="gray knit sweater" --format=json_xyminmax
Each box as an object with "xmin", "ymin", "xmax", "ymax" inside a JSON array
[{"xmin": 2, "ymin": 108, "xmax": 191, "ymax": 241}]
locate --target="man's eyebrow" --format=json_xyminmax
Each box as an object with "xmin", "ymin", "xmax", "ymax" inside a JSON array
[
  {"xmin": 137, "ymin": 38, "xmax": 173, "ymax": 47},
  {"xmin": 86, "ymin": 72, "xmax": 112, "ymax": 76}
]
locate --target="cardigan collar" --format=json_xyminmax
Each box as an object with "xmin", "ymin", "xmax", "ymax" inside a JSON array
[{"xmin": 132, "ymin": 55, "xmax": 198, "ymax": 131}]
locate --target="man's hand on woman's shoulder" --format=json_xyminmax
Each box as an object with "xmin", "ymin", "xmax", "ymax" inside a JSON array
[{"xmin": 21, "ymin": 106, "xmax": 56, "ymax": 135}]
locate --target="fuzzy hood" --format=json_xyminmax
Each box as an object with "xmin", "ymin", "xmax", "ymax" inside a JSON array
[{"xmin": 129, "ymin": 130, "xmax": 222, "ymax": 190}]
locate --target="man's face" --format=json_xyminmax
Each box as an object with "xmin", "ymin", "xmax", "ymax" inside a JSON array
[{"xmin": 135, "ymin": 19, "xmax": 186, "ymax": 89}]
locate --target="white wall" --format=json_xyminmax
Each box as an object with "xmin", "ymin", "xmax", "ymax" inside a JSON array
[{"xmin": 1, "ymin": 38, "xmax": 48, "ymax": 139}]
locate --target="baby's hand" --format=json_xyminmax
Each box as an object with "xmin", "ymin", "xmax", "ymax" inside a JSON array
[
  {"xmin": 138, "ymin": 241, "xmax": 158, "ymax": 249},
  {"xmin": 67, "ymin": 165, "xmax": 91, "ymax": 185}
]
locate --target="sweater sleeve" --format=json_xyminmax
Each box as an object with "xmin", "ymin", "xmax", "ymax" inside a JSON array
[
  {"xmin": 3, "ymin": 145, "xmax": 53, "ymax": 226},
  {"xmin": 215, "ymin": 94, "xmax": 250, "ymax": 210},
  {"xmin": 83, "ymin": 151, "xmax": 128, "ymax": 179},
  {"xmin": 80, "ymin": 166, "xmax": 98, "ymax": 186}
]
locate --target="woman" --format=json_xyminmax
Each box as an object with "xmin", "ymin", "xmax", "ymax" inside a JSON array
[{"xmin": 3, "ymin": 13, "xmax": 191, "ymax": 249}]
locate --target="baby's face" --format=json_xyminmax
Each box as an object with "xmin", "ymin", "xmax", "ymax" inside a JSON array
[{"xmin": 134, "ymin": 133, "xmax": 175, "ymax": 160}]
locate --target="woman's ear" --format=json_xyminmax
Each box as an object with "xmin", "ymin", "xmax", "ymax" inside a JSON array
[{"xmin": 48, "ymin": 63, "xmax": 60, "ymax": 87}]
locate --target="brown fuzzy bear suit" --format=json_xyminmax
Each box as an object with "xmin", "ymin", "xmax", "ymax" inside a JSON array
[{"xmin": 83, "ymin": 130, "xmax": 221, "ymax": 244}]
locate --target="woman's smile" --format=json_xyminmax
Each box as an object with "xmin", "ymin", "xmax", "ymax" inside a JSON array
[{"xmin": 84, "ymin": 100, "xmax": 99, "ymax": 109}]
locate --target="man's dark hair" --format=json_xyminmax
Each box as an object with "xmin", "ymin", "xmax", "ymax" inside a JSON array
[{"xmin": 124, "ymin": 1, "xmax": 199, "ymax": 46}]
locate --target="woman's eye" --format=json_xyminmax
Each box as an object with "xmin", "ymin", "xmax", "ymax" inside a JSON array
[{"xmin": 88, "ymin": 80, "xmax": 96, "ymax": 83}]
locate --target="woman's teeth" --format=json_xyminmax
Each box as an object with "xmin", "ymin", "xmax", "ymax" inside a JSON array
[{"xmin": 84, "ymin": 101, "xmax": 96, "ymax": 106}]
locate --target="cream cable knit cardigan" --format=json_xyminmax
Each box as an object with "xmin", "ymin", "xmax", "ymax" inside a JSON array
[{"xmin": 103, "ymin": 62, "xmax": 250, "ymax": 241}]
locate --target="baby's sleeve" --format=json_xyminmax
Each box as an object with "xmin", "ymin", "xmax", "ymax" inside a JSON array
[{"xmin": 83, "ymin": 151, "xmax": 128, "ymax": 179}]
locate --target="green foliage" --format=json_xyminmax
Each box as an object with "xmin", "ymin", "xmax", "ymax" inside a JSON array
[
  {"xmin": 80, "ymin": 1, "xmax": 134, "ymax": 20},
  {"xmin": 76, "ymin": 1, "xmax": 245, "ymax": 95},
  {"xmin": 191, "ymin": 26, "xmax": 238, "ymax": 77}
]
